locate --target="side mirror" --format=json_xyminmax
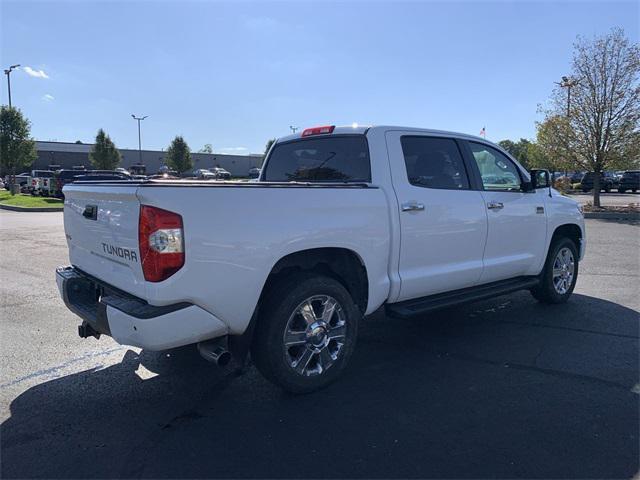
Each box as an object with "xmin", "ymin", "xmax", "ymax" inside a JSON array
[{"xmin": 529, "ymin": 169, "xmax": 551, "ymax": 189}]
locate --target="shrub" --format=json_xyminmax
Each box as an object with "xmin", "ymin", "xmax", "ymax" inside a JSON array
[{"xmin": 553, "ymin": 176, "xmax": 572, "ymax": 193}]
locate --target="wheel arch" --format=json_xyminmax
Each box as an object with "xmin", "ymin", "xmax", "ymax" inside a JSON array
[
  {"xmin": 261, "ymin": 247, "xmax": 369, "ymax": 315},
  {"xmin": 228, "ymin": 247, "xmax": 369, "ymax": 364},
  {"xmin": 551, "ymin": 223, "xmax": 583, "ymax": 250}
]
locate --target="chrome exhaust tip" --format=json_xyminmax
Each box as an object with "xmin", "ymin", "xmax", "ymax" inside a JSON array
[{"xmin": 197, "ymin": 340, "xmax": 231, "ymax": 367}]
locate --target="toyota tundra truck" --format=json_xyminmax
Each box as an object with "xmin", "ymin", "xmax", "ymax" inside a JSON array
[{"xmin": 56, "ymin": 125, "xmax": 585, "ymax": 393}]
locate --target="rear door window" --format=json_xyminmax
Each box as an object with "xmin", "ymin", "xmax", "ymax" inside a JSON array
[
  {"xmin": 263, "ymin": 136, "xmax": 371, "ymax": 182},
  {"xmin": 401, "ymin": 136, "xmax": 470, "ymax": 190}
]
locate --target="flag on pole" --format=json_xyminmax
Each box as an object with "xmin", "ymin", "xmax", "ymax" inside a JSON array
[{"xmin": 479, "ymin": 127, "xmax": 486, "ymax": 137}]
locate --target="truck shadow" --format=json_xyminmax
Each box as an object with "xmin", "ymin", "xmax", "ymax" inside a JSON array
[{"xmin": 2, "ymin": 292, "xmax": 638, "ymax": 479}]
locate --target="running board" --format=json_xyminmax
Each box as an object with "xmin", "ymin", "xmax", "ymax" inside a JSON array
[{"xmin": 385, "ymin": 276, "xmax": 540, "ymax": 318}]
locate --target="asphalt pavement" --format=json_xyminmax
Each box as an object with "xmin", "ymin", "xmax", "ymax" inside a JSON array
[
  {"xmin": 0, "ymin": 210, "xmax": 638, "ymax": 479},
  {"xmin": 567, "ymin": 191, "xmax": 639, "ymax": 206}
]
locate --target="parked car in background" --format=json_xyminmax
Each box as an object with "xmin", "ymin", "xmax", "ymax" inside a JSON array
[
  {"xmin": 248, "ymin": 167, "xmax": 262, "ymax": 178},
  {"xmin": 570, "ymin": 171, "xmax": 585, "ymax": 184},
  {"xmin": 192, "ymin": 169, "xmax": 218, "ymax": 180},
  {"xmin": 211, "ymin": 167, "xmax": 232, "ymax": 180},
  {"xmin": 618, "ymin": 170, "xmax": 640, "ymax": 193},
  {"xmin": 3, "ymin": 173, "xmax": 32, "ymax": 192},
  {"xmin": 28, "ymin": 170, "xmax": 55, "ymax": 196},
  {"xmin": 56, "ymin": 124, "xmax": 585, "ymax": 393},
  {"xmin": 580, "ymin": 171, "xmax": 618, "ymax": 193}
]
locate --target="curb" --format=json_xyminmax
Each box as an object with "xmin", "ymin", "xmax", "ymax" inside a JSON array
[
  {"xmin": 584, "ymin": 211, "xmax": 639, "ymax": 220},
  {"xmin": 0, "ymin": 204, "xmax": 64, "ymax": 212}
]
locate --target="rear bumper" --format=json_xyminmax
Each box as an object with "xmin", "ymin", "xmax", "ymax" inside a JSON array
[{"xmin": 56, "ymin": 266, "xmax": 228, "ymax": 350}]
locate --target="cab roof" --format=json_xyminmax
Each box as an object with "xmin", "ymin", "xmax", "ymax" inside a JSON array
[{"xmin": 275, "ymin": 125, "xmax": 493, "ymax": 145}]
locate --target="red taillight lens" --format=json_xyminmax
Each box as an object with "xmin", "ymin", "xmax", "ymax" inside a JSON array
[
  {"xmin": 301, "ymin": 125, "xmax": 335, "ymax": 137},
  {"xmin": 139, "ymin": 205, "xmax": 184, "ymax": 282}
]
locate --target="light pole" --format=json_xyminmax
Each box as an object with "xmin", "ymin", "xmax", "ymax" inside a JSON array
[
  {"xmin": 4, "ymin": 64, "xmax": 20, "ymax": 108},
  {"xmin": 555, "ymin": 76, "xmax": 580, "ymax": 117},
  {"xmin": 131, "ymin": 114, "xmax": 148, "ymax": 165},
  {"xmin": 289, "ymin": 126, "xmax": 298, "ymax": 134}
]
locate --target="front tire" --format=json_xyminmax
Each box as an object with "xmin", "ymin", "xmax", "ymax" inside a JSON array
[
  {"xmin": 531, "ymin": 237, "xmax": 579, "ymax": 304},
  {"xmin": 618, "ymin": 188, "xmax": 626, "ymax": 193},
  {"xmin": 251, "ymin": 273, "xmax": 360, "ymax": 393}
]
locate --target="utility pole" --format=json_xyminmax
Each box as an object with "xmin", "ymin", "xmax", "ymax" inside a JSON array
[
  {"xmin": 4, "ymin": 64, "xmax": 20, "ymax": 108},
  {"xmin": 555, "ymin": 76, "xmax": 580, "ymax": 117},
  {"xmin": 289, "ymin": 126, "xmax": 298, "ymax": 134},
  {"xmin": 131, "ymin": 114, "xmax": 148, "ymax": 165}
]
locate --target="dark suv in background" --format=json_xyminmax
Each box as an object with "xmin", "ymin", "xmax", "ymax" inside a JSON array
[
  {"xmin": 618, "ymin": 171, "xmax": 640, "ymax": 193},
  {"xmin": 581, "ymin": 171, "xmax": 618, "ymax": 193}
]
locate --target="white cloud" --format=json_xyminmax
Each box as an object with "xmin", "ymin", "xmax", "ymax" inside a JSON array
[
  {"xmin": 219, "ymin": 147, "xmax": 248, "ymax": 153},
  {"xmin": 23, "ymin": 66, "xmax": 49, "ymax": 79},
  {"xmin": 42, "ymin": 94, "xmax": 55, "ymax": 102}
]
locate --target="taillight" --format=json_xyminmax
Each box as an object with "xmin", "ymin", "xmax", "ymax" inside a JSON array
[
  {"xmin": 138, "ymin": 205, "xmax": 184, "ymax": 282},
  {"xmin": 301, "ymin": 125, "xmax": 335, "ymax": 137}
]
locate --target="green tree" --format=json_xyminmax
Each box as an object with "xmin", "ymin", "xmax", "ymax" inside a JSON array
[
  {"xmin": 264, "ymin": 138, "xmax": 276, "ymax": 156},
  {"xmin": 498, "ymin": 138, "xmax": 533, "ymax": 168},
  {"xmin": 89, "ymin": 129, "xmax": 121, "ymax": 170},
  {"xmin": 199, "ymin": 143, "xmax": 213, "ymax": 154},
  {"xmin": 0, "ymin": 106, "xmax": 37, "ymax": 192},
  {"xmin": 542, "ymin": 28, "xmax": 639, "ymax": 206},
  {"xmin": 534, "ymin": 116, "xmax": 575, "ymax": 174},
  {"xmin": 166, "ymin": 136, "xmax": 192, "ymax": 173}
]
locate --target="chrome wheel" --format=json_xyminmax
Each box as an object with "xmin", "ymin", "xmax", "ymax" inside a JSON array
[
  {"xmin": 552, "ymin": 247, "xmax": 575, "ymax": 294},
  {"xmin": 283, "ymin": 295, "xmax": 347, "ymax": 377}
]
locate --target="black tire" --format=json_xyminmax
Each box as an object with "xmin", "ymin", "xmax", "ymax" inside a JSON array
[
  {"xmin": 633, "ymin": 189, "xmax": 637, "ymax": 193},
  {"xmin": 251, "ymin": 273, "xmax": 360, "ymax": 394},
  {"xmin": 604, "ymin": 185, "xmax": 611, "ymax": 193},
  {"xmin": 582, "ymin": 188, "xmax": 589, "ymax": 193},
  {"xmin": 618, "ymin": 188, "xmax": 626, "ymax": 193},
  {"xmin": 531, "ymin": 237, "xmax": 579, "ymax": 304}
]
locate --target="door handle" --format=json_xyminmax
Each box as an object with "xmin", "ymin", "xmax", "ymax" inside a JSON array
[
  {"xmin": 401, "ymin": 202, "xmax": 425, "ymax": 212},
  {"xmin": 487, "ymin": 201, "xmax": 504, "ymax": 210}
]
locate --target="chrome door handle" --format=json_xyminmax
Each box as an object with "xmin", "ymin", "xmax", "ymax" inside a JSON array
[
  {"xmin": 401, "ymin": 202, "xmax": 425, "ymax": 212},
  {"xmin": 487, "ymin": 201, "xmax": 504, "ymax": 210}
]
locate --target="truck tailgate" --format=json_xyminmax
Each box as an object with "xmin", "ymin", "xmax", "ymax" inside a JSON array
[{"xmin": 63, "ymin": 184, "xmax": 146, "ymax": 298}]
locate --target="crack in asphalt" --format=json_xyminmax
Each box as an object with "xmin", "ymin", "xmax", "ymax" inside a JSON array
[{"xmin": 0, "ymin": 346, "xmax": 129, "ymax": 389}]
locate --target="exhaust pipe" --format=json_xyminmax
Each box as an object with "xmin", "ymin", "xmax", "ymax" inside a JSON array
[{"xmin": 198, "ymin": 340, "xmax": 231, "ymax": 367}]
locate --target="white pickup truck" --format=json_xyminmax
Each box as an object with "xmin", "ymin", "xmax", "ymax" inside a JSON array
[{"xmin": 57, "ymin": 125, "xmax": 585, "ymax": 392}]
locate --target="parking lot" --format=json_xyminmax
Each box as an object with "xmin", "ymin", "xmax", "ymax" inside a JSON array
[{"xmin": 0, "ymin": 210, "xmax": 638, "ymax": 478}]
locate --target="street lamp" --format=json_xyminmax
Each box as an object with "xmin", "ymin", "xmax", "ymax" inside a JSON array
[
  {"xmin": 555, "ymin": 76, "xmax": 581, "ymax": 117},
  {"xmin": 4, "ymin": 64, "xmax": 20, "ymax": 108},
  {"xmin": 289, "ymin": 126, "xmax": 298, "ymax": 134},
  {"xmin": 131, "ymin": 114, "xmax": 148, "ymax": 165}
]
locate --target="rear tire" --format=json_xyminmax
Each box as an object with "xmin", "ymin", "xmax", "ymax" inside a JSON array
[
  {"xmin": 531, "ymin": 237, "xmax": 579, "ymax": 304},
  {"xmin": 251, "ymin": 273, "xmax": 360, "ymax": 394},
  {"xmin": 618, "ymin": 188, "xmax": 626, "ymax": 193}
]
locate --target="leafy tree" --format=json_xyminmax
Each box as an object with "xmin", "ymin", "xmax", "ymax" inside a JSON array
[
  {"xmin": 0, "ymin": 106, "xmax": 37, "ymax": 192},
  {"xmin": 534, "ymin": 116, "xmax": 575, "ymax": 174},
  {"xmin": 498, "ymin": 138, "xmax": 534, "ymax": 168},
  {"xmin": 264, "ymin": 138, "xmax": 276, "ymax": 156},
  {"xmin": 89, "ymin": 129, "xmax": 121, "ymax": 170},
  {"xmin": 542, "ymin": 28, "xmax": 639, "ymax": 206},
  {"xmin": 166, "ymin": 136, "xmax": 192, "ymax": 174},
  {"xmin": 75, "ymin": 140, "xmax": 83, "ymax": 144},
  {"xmin": 199, "ymin": 143, "xmax": 213, "ymax": 154}
]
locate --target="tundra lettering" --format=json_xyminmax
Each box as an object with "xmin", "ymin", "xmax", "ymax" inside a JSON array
[
  {"xmin": 57, "ymin": 125, "xmax": 586, "ymax": 393},
  {"xmin": 101, "ymin": 243, "xmax": 138, "ymax": 262}
]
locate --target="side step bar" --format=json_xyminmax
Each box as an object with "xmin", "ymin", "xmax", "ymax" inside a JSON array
[{"xmin": 385, "ymin": 276, "xmax": 540, "ymax": 318}]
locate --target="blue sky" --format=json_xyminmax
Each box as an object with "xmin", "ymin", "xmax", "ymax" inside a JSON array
[{"xmin": 1, "ymin": 0, "xmax": 638, "ymax": 154}]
